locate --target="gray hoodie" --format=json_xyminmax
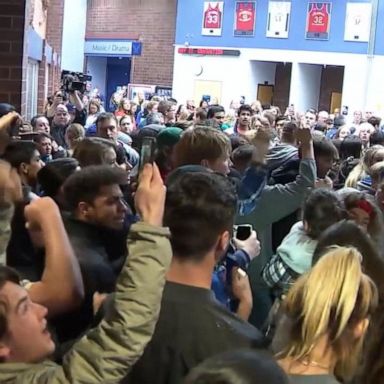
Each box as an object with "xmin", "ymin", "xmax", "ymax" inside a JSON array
[{"xmin": 266, "ymin": 144, "xmax": 298, "ymax": 171}]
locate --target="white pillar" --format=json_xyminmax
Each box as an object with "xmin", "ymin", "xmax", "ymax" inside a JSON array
[
  {"xmin": 61, "ymin": 0, "xmax": 87, "ymax": 72},
  {"xmin": 289, "ymin": 62, "xmax": 322, "ymax": 112}
]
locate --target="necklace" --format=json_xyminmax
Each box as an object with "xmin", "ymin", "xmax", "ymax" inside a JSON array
[{"xmin": 298, "ymin": 358, "xmax": 331, "ymax": 372}]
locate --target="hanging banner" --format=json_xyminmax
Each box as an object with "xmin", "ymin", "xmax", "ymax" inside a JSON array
[
  {"xmin": 234, "ymin": 1, "xmax": 256, "ymax": 37},
  {"xmin": 202, "ymin": 2, "xmax": 224, "ymax": 36},
  {"xmin": 305, "ymin": 2, "xmax": 331, "ymax": 40},
  {"xmin": 266, "ymin": 1, "xmax": 291, "ymax": 39},
  {"xmin": 344, "ymin": 2, "xmax": 372, "ymax": 42}
]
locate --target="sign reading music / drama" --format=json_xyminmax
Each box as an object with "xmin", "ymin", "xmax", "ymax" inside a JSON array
[
  {"xmin": 234, "ymin": 1, "xmax": 256, "ymax": 37},
  {"xmin": 305, "ymin": 2, "xmax": 331, "ymax": 40},
  {"xmin": 266, "ymin": 1, "xmax": 291, "ymax": 39},
  {"xmin": 202, "ymin": 2, "xmax": 224, "ymax": 36},
  {"xmin": 344, "ymin": 2, "xmax": 372, "ymax": 42},
  {"xmin": 84, "ymin": 40, "xmax": 142, "ymax": 56}
]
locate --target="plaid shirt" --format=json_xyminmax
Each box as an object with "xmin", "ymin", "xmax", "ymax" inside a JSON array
[
  {"xmin": 0, "ymin": 203, "xmax": 14, "ymax": 265},
  {"xmin": 262, "ymin": 254, "xmax": 300, "ymax": 297}
]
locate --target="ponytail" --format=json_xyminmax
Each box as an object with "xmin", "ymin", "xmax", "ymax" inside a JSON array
[{"xmin": 277, "ymin": 246, "xmax": 377, "ymax": 380}]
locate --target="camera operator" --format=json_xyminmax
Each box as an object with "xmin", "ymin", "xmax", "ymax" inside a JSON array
[{"xmin": 46, "ymin": 90, "xmax": 86, "ymax": 149}]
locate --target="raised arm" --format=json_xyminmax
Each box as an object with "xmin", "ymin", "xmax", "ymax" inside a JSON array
[
  {"xmin": 44, "ymin": 163, "xmax": 172, "ymax": 383},
  {"xmin": 0, "ymin": 161, "xmax": 23, "ymax": 263},
  {"xmin": 24, "ymin": 198, "xmax": 84, "ymax": 316},
  {"xmin": 237, "ymin": 128, "xmax": 270, "ymax": 216},
  {"xmin": 237, "ymin": 126, "xmax": 316, "ymax": 228}
]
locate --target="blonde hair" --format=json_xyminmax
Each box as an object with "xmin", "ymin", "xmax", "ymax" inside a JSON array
[
  {"xmin": 345, "ymin": 145, "xmax": 384, "ymax": 188},
  {"xmin": 277, "ymin": 246, "xmax": 378, "ymax": 381},
  {"xmin": 173, "ymin": 127, "xmax": 231, "ymax": 167}
]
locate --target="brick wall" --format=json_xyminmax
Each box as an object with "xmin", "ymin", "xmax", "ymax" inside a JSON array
[
  {"xmin": 0, "ymin": 0, "xmax": 28, "ymax": 113},
  {"xmin": 86, "ymin": 0, "xmax": 177, "ymax": 86},
  {"xmin": 46, "ymin": 0, "xmax": 65, "ymax": 96}
]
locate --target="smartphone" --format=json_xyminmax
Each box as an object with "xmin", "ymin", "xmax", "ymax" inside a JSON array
[
  {"xmin": 234, "ymin": 225, "xmax": 252, "ymax": 241},
  {"xmin": 140, "ymin": 137, "xmax": 156, "ymax": 171}
]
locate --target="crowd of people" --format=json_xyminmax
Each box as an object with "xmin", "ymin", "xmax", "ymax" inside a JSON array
[{"xmin": 1, "ymin": 88, "xmax": 384, "ymax": 384}]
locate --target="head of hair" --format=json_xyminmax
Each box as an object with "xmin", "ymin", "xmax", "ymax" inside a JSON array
[
  {"xmin": 2, "ymin": 141, "xmax": 38, "ymax": 169},
  {"xmin": 158, "ymin": 100, "xmax": 175, "ymax": 116},
  {"xmin": 367, "ymin": 116, "xmax": 381, "ymax": 128},
  {"xmin": 334, "ymin": 116, "xmax": 346, "ymax": 128},
  {"xmin": 313, "ymin": 221, "xmax": 383, "ymax": 290},
  {"xmin": 370, "ymin": 160, "xmax": 384, "ymax": 188},
  {"xmin": 313, "ymin": 122, "xmax": 328, "ymax": 133},
  {"xmin": 72, "ymin": 137, "xmax": 115, "ymax": 168},
  {"xmin": 281, "ymin": 121, "xmax": 298, "ymax": 142},
  {"xmin": 207, "ymin": 105, "xmax": 225, "ymax": 119},
  {"xmin": 88, "ymin": 99, "xmax": 101, "ymax": 114},
  {"xmin": 164, "ymin": 171, "xmax": 236, "ymax": 261},
  {"xmin": 339, "ymin": 136, "xmax": 362, "ymax": 160},
  {"xmin": 118, "ymin": 97, "xmax": 130, "ymax": 111},
  {"xmin": 184, "ymin": 349, "xmax": 288, "ymax": 384},
  {"xmin": 231, "ymin": 144, "xmax": 254, "ymax": 172},
  {"xmin": 119, "ymin": 115, "xmax": 132, "ymax": 127},
  {"xmin": 30, "ymin": 114, "xmax": 47, "ymax": 129},
  {"xmin": 229, "ymin": 135, "xmax": 249, "ymax": 152},
  {"xmin": 341, "ymin": 191, "xmax": 383, "ymax": 243},
  {"xmin": 34, "ymin": 132, "xmax": 52, "ymax": 144},
  {"xmin": 146, "ymin": 112, "xmax": 163, "ymax": 125},
  {"xmin": 302, "ymin": 188, "xmax": 345, "ymax": 239},
  {"xmin": 146, "ymin": 101, "xmax": 158, "ymax": 112},
  {"xmin": 277, "ymin": 246, "xmax": 378, "ymax": 381},
  {"xmin": 195, "ymin": 108, "xmax": 207, "ymax": 121},
  {"xmin": 173, "ymin": 127, "xmax": 231, "ymax": 168},
  {"xmin": 37, "ymin": 158, "xmax": 79, "ymax": 199},
  {"xmin": 306, "ymin": 108, "xmax": 317, "ymax": 115},
  {"xmin": 132, "ymin": 125, "xmax": 162, "ymax": 153},
  {"xmin": 0, "ymin": 103, "xmax": 15, "ymax": 118},
  {"xmin": 238, "ymin": 104, "xmax": 253, "ymax": 116},
  {"xmin": 95, "ymin": 112, "xmax": 117, "ymax": 128},
  {"xmin": 369, "ymin": 130, "xmax": 384, "ymax": 146},
  {"xmin": 263, "ymin": 111, "xmax": 276, "ymax": 126},
  {"xmin": 172, "ymin": 120, "xmax": 194, "ymax": 130},
  {"xmin": 63, "ymin": 165, "xmax": 126, "ymax": 211},
  {"xmin": 0, "ymin": 267, "xmax": 20, "ymax": 344},
  {"xmin": 313, "ymin": 136, "xmax": 339, "ymax": 161}
]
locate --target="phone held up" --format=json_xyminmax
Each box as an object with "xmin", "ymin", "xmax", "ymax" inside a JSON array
[
  {"xmin": 233, "ymin": 224, "xmax": 252, "ymax": 241},
  {"xmin": 139, "ymin": 137, "xmax": 157, "ymax": 172}
]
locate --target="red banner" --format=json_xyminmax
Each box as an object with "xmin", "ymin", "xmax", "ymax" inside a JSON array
[
  {"xmin": 234, "ymin": 1, "xmax": 256, "ymax": 37},
  {"xmin": 202, "ymin": 2, "xmax": 224, "ymax": 36},
  {"xmin": 306, "ymin": 2, "xmax": 331, "ymax": 40}
]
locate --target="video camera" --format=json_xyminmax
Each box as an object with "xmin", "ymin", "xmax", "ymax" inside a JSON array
[{"xmin": 61, "ymin": 70, "xmax": 92, "ymax": 94}]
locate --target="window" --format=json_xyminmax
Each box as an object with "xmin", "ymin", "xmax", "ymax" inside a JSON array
[{"xmin": 26, "ymin": 59, "xmax": 39, "ymax": 120}]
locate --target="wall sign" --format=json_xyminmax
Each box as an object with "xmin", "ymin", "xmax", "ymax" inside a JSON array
[
  {"xmin": 344, "ymin": 2, "xmax": 372, "ymax": 42},
  {"xmin": 84, "ymin": 40, "xmax": 142, "ymax": 57},
  {"xmin": 305, "ymin": 2, "xmax": 331, "ymax": 40},
  {"xmin": 202, "ymin": 2, "xmax": 224, "ymax": 36},
  {"xmin": 234, "ymin": 1, "xmax": 256, "ymax": 37},
  {"xmin": 266, "ymin": 1, "xmax": 291, "ymax": 39},
  {"xmin": 178, "ymin": 47, "xmax": 241, "ymax": 56}
]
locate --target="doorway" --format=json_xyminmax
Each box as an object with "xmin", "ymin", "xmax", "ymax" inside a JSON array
[
  {"xmin": 193, "ymin": 80, "xmax": 222, "ymax": 105},
  {"xmin": 106, "ymin": 57, "xmax": 131, "ymax": 109},
  {"xmin": 318, "ymin": 65, "xmax": 344, "ymax": 112},
  {"xmin": 257, "ymin": 84, "xmax": 274, "ymax": 106}
]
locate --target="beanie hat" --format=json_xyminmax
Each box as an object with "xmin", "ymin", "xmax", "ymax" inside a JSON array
[{"xmin": 157, "ymin": 127, "xmax": 183, "ymax": 149}]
